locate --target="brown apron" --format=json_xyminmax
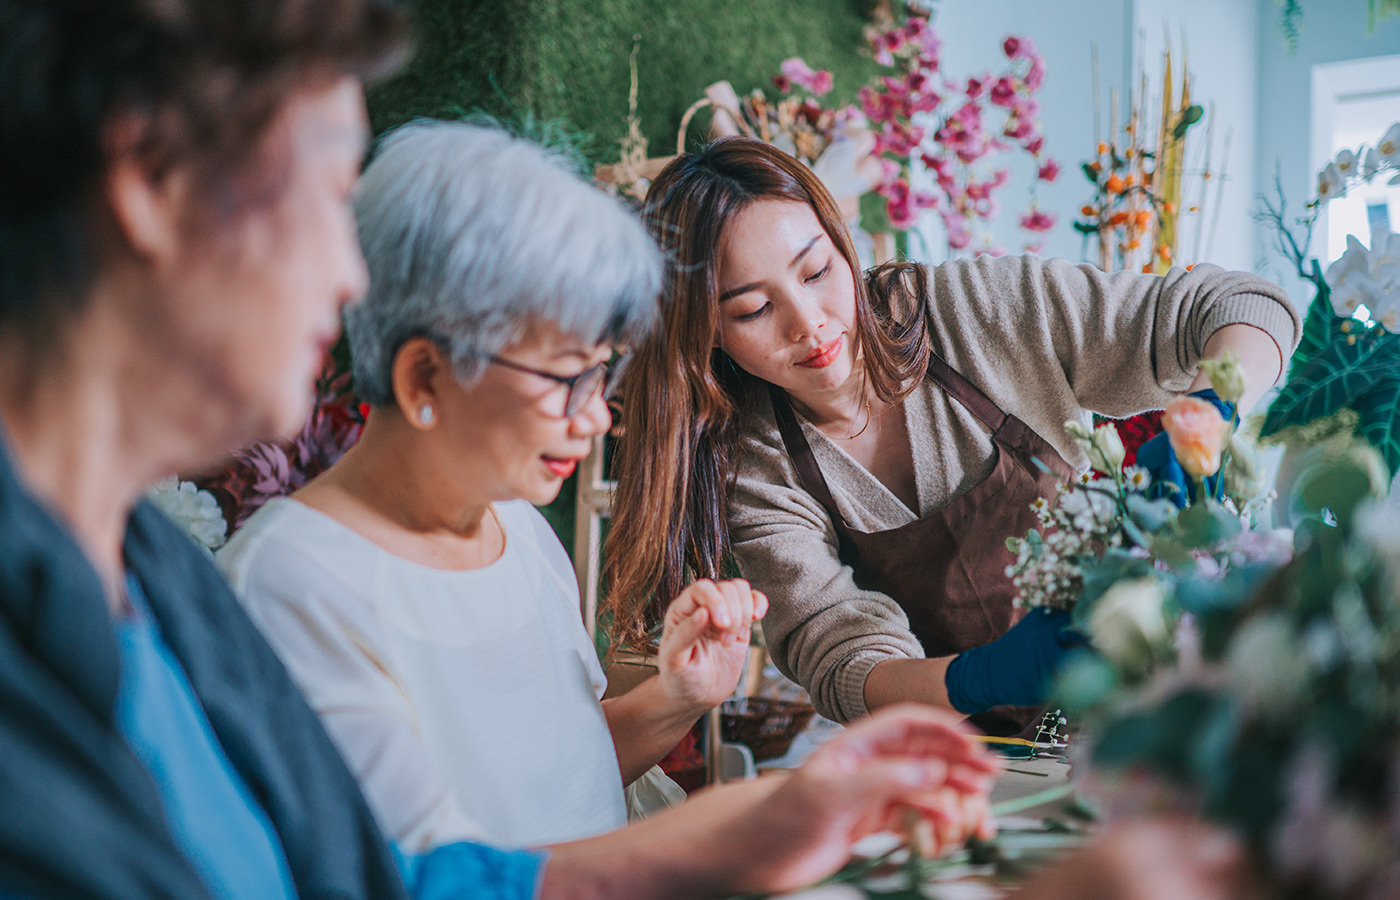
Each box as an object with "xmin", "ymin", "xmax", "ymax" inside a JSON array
[{"xmin": 769, "ymin": 353, "xmax": 1074, "ymax": 736}]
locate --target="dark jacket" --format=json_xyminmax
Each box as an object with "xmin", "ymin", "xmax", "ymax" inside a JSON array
[{"xmin": 0, "ymin": 435, "xmax": 409, "ymax": 900}]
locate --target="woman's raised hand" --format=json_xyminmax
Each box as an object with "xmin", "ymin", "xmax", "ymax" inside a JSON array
[{"xmin": 656, "ymin": 578, "xmax": 769, "ymax": 713}]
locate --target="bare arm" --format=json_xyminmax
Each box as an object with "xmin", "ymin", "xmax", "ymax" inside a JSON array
[
  {"xmin": 602, "ymin": 579, "xmax": 766, "ymax": 784},
  {"xmin": 540, "ymin": 705, "xmax": 998, "ymax": 900},
  {"xmin": 1188, "ymin": 323, "xmax": 1284, "ymax": 412}
]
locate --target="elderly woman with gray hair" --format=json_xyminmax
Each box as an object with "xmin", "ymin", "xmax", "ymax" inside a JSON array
[{"xmin": 217, "ymin": 120, "xmax": 777, "ymax": 851}]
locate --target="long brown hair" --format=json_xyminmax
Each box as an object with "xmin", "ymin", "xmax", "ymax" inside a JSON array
[{"xmin": 602, "ymin": 137, "xmax": 932, "ymax": 654}]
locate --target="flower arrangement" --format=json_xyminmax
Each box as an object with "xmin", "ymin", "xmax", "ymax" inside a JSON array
[
  {"xmin": 195, "ymin": 351, "xmax": 364, "ymax": 532},
  {"xmin": 146, "ymin": 477, "xmax": 228, "ymax": 554},
  {"xmin": 1256, "ymin": 121, "xmax": 1400, "ymax": 475},
  {"xmin": 856, "ymin": 9, "xmax": 1057, "ymax": 254},
  {"xmin": 1065, "ymin": 445, "xmax": 1400, "ymax": 899},
  {"xmin": 1073, "ymin": 44, "xmax": 1217, "ymax": 275},
  {"xmin": 1007, "ymin": 353, "xmax": 1282, "ymax": 679}
]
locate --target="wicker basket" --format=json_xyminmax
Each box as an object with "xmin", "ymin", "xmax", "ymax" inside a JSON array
[{"xmin": 720, "ymin": 697, "xmax": 816, "ymax": 762}]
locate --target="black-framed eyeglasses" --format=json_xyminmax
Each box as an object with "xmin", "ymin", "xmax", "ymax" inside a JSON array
[{"xmin": 488, "ymin": 352, "xmax": 632, "ymax": 417}]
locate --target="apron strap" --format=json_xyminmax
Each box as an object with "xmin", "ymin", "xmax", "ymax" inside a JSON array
[
  {"xmin": 924, "ymin": 353, "xmax": 1008, "ymax": 434},
  {"xmin": 767, "ymin": 384, "xmax": 849, "ymax": 531}
]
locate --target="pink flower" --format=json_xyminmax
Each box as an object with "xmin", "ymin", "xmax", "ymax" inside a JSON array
[
  {"xmin": 946, "ymin": 218, "xmax": 973, "ymax": 249},
  {"xmin": 1024, "ymin": 57, "xmax": 1047, "ymax": 91},
  {"xmin": 1162, "ymin": 395, "xmax": 1231, "ymax": 478},
  {"xmin": 1019, "ymin": 208, "xmax": 1057, "ymax": 232},
  {"xmin": 1023, "ymin": 136, "xmax": 1045, "ymax": 155},
  {"xmin": 780, "ymin": 57, "xmax": 834, "ymax": 97},
  {"xmin": 990, "ymin": 75, "xmax": 1019, "ymax": 107},
  {"xmin": 965, "ymin": 76, "xmax": 986, "ymax": 100},
  {"xmin": 887, "ymin": 203, "xmax": 916, "ymax": 229},
  {"xmin": 773, "ymin": 74, "xmax": 792, "ymax": 93},
  {"xmin": 1003, "ymin": 36, "xmax": 1021, "ymax": 58},
  {"xmin": 1024, "ymin": 241, "xmax": 1046, "ymax": 254},
  {"xmin": 1037, "ymin": 158, "xmax": 1060, "ymax": 182}
]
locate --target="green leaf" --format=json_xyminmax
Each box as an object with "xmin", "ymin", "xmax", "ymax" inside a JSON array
[
  {"xmin": 1293, "ymin": 268, "xmax": 1335, "ymax": 363},
  {"xmin": 1175, "ymin": 502, "xmax": 1243, "ymax": 549},
  {"xmin": 1261, "ymin": 331, "xmax": 1396, "ymax": 437},
  {"xmin": 1081, "ymin": 162, "xmax": 1099, "ymax": 183},
  {"xmin": 1354, "ymin": 377, "xmax": 1400, "ymax": 475},
  {"xmin": 1172, "ymin": 104, "xmax": 1205, "ymax": 139},
  {"xmin": 1110, "ymin": 149, "xmax": 1126, "ymax": 170},
  {"xmin": 1072, "ymin": 220, "xmax": 1100, "ymax": 235}
]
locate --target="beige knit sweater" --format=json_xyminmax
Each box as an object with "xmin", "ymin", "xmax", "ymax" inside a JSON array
[{"xmin": 727, "ymin": 254, "xmax": 1299, "ymax": 723}]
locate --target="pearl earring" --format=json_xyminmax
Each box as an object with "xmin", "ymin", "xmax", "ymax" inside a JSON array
[{"xmin": 418, "ymin": 405, "xmax": 435, "ymax": 426}]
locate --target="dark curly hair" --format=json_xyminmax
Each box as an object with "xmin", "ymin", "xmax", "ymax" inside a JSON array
[{"xmin": 0, "ymin": 0, "xmax": 409, "ymax": 334}]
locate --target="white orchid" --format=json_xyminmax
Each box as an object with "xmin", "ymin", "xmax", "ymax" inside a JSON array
[
  {"xmin": 1379, "ymin": 122, "xmax": 1400, "ymax": 166},
  {"xmin": 1362, "ymin": 147, "xmax": 1381, "ymax": 179},
  {"xmin": 1317, "ymin": 162, "xmax": 1346, "ymax": 201},
  {"xmin": 1326, "ymin": 230, "xmax": 1400, "ymax": 331},
  {"xmin": 1334, "ymin": 148, "xmax": 1358, "ymax": 176}
]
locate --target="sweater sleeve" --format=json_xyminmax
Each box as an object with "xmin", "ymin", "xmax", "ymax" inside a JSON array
[
  {"xmin": 727, "ymin": 415, "xmax": 925, "ymax": 723},
  {"xmin": 926, "ymin": 255, "xmax": 1299, "ymax": 423},
  {"xmin": 218, "ymin": 538, "xmax": 489, "ymax": 854}
]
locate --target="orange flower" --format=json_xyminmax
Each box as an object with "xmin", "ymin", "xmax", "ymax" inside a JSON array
[
  {"xmin": 1164, "ymin": 202, "xmax": 1177, "ymax": 214},
  {"xmin": 1162, "ymin": 395, "xmax": 1230, "ymax": 478},
  {"xmin": 1125, "ymin": 238, "xmax": 1141, "ymax": 250},
  {"xmin": 1109, "ymin": 211, "xmax": 1129, "ymax": 226},
  {"xmin": 1124, "ymin": 173, "xmax": 1136, "ymax": 187},
  {"xmin": 1081, "ymin": 205, "xmax": 1097, "ymax": 217},
  {"xmin": 1105, "ymin": 174, "xmax": 1126, "ymax": 194},
  {"xmin": 1089, "ymin": 161, "xmax": 1103, "ymax": 173},
  {"xmin": 1097, "ymin": 141, "xmax": 1108, "ymax": 155},
  {"xmin": 1133, "ymin": 210, "xmax": 1153, "ymax": 229},
  {"xmin": 1158, "ymin": 246, "xmax": 1172, "ymax": 261}
]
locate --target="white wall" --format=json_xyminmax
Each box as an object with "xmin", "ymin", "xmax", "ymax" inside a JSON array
[
  {"xmin": 925, "ymin": 0, "xmax": 1258, "ymax": 269},
  {"xmin": 1253, "ymin": 0, "xmax": 1400, "ymax": 300},
  {"xmin": 1133, "ymin": 0, "xmax": 1260, "ymax": 272},
  {"xmin": 921, "ymin": 0, "xmax": 1129, "ymax": 262}
]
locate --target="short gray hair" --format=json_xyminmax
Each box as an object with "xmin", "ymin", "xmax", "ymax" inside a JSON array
[{"xmin": 346, "ymin": 120, "xmax": 662, "ymax": 405}]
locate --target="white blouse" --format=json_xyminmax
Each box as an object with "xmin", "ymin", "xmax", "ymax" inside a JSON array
[{"xmin": 216, "ymin": 497, "xmax": 629, "ymax": 851}]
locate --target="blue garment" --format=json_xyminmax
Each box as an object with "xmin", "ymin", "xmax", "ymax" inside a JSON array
[
  {"xmin": 112, "ymin": 578, "xmax": 546, "ymax": 900},
  {"xmin": 397, "ymin": 843, "xmax": 546, "ymax": 900},
  {"xmin": 1137, "ymin": 388, "xmax": 1236, "ymax": 508},
  {"xmin": 114, "ymin": 576, "xmax": 299, "ymax": 900}
]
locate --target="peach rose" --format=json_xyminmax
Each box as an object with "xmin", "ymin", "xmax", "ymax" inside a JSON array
[{"xmin": 1162, "ymin": 395, "xmax": 1231, "ymax": 478}]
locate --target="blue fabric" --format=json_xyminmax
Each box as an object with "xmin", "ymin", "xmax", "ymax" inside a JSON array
[
  {"xmin": 395, "ymin": 843, "xmax": 546, "ymax": 900},
  {"xmin": 114, "ymin": 577, "xmax": 299, "ymax": 900},
  {"xmin": 1137, "ymin": 388, "xmax": 1235, "ymax": 509},
  {"xmin": 943, "ymin": 608, "xmax": 1087, "ymax": 715}
]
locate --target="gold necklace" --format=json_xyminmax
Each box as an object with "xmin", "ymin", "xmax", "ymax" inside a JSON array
[{"xmin": 840, "ymin": 397, "xmax": 873, "ymax": 440}]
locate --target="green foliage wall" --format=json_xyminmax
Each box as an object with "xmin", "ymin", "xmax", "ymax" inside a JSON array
[
  {"xmin": 366, "ymin": 1, "xmax": 883, "ymax": 554},
  {"xmin": 368, "ymin": 0, "xmax": 882, "ymax": 160}
]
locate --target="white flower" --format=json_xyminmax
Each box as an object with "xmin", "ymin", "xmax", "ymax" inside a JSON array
[
  {"xmin": 1077, "ymin": 471, "xmax": 1095, "ymax": 486},
  {"xmin": 1088, "ymin": 577, "xmax": 1171, "ymax": 674},
  {"xmin": 146, "ymin": 477, "xmax": 227, "ymax": 553},
  {"xmin": 1124, "ymin": 466, "xmax": 1151, "ymax": 491},
  {"xmin": 1326, "ymin": 230, "xmax": 1400, "ymax": 331},
  {"xmin": 1334, "ymin": 147, "xmax": 1357, "ymax": 176},
  {"xmin": 1378, "ymin": 122, "xmax": 1400, "ymax": 166},
  {"xmin": 1362, "ymin": 147, "xmax": 1381, "ymax": 179},
  {"xmin": 1317, "ymin": 162, "xmax": 1347, "ymax": 201},
  {"xmin": 1087, "ymin": 423, "xmax": 1126, "ymax": 475}
]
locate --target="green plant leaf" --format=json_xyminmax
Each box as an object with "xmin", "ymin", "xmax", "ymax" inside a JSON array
[
  {"xmin": 1354, "ymin": 377, "xmax": 1400, "ymax": 476},
  {"xmin": 1072, "ymin": 220, "xmax": 1100, "ymax": 235},
  {"xmin": 1293, "ymin": 267, "xmax": 1335, "ymax": 363},
  {"xmin": 1081, "ymin": 162, "xmax": 1099, "ymax": 183},
  {"xmin": 1175, "ymin": 502, "xmax": 1242, "ymax": 549},
  {"xmin": 1172, "ymin": 104, "xmax": 1205, "ymax": 139},
  {"xmin": 1261, "ymin": 331, "xmax": 1396, "ymax": 437}
]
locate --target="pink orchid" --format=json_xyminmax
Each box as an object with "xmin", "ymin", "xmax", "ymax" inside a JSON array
[
  {"xmin": 1019, "ymin": 208, "xmax": 1058, "ymax": 232},
  {"xmin": 1037, "ymin": 158, "xmax": 1060, "ymax": 182},
  {"xmin": 990, "ymin": 75, "xmax": 1019, "ymax": 108}
]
